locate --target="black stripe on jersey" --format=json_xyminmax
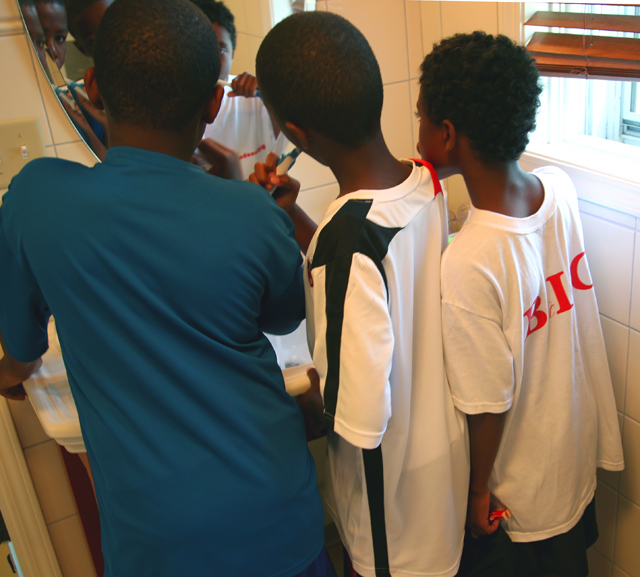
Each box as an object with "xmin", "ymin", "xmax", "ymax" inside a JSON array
[
  {"xmin": 309, "ymin": 199, "xmax": 400, "ymax": 429},
  {"xmin": 363, "ymin": 446, "xmax": 391, "ymax": 577}
]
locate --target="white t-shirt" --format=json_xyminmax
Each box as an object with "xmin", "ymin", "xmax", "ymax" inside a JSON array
[
  {"xmin": 305, "ymin": 161, "xmax": 469, "ymax": 577},
  {"xmin": 441, "ymin": 166, "xmax": 624, "ymax": 543},
  {"xmin": 203, "ymin": 81, "xmax": 289, "ymax": 178}
]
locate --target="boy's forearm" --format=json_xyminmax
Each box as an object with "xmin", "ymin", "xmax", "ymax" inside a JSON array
[
  {"xmin": 467, "ymin": 411, "xmax": 507, "ymax": 494},
  {"xmin": 0, "ymin": 331, "xmax": 41, "ymax": 390},
  {"xmin": 286, "ymin": 204, "xmax": 317, "ymax": 254}
]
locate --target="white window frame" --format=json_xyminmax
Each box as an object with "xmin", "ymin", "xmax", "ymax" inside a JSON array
[{"xmin": 499, "ymin": 3, "xmax": 640, "ymax": 217}]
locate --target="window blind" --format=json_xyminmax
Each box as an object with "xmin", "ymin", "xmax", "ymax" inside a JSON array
[{"xmin": 524, "ymin": 4, "xmax": 640, "ymax": 80}]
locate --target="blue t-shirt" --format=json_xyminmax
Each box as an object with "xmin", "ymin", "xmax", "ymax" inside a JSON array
[{"xmin": 0, "ymin": 147, "xmax": 324, "ymax": 577}]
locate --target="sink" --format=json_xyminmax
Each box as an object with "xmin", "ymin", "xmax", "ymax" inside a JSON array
[
  {"xmin": 22, "ymin": 319, "xmax": 314, "ymax": 453},
  {"xmin": 22, "ymin": 319, "xmax": 85, "ymax": 453},
  {"xmin": 266, "ymin": 320, "xmax": 313, "ymax": 396}
]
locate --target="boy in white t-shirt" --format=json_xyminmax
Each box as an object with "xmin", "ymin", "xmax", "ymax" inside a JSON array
[
  {"xmin": 250, "ymin": 11, "xmax": 469, "ymax": 577},
  {"xmin": 417, "ymin": 31, "xmax": 624, "ymax": 577},
  {"xmin": 190, "ymin": 0, "xmax": 288, "ymax": 178}
]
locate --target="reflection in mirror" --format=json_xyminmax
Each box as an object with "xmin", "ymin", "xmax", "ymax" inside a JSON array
[
  {"xmin": 17, "ymin": 0, "xmax": 317, "ymax": 168},
  {"xmin": 34, "ymin": 0, "xmax": 67, "ymax": 69},
  {"xmin": 18, "ymin": 0, "xmax": 49, "ymax": 74},
  {"xmin": 18, "ymin": 0, "xmax": 108, "ymax": 160}
]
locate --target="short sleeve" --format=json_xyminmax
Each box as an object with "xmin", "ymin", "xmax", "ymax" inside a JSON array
[
  {"xmin": 0, "ymin": 212, "xmax": 50, "ymax": 361},
  {"xmin": 442, "ymin": 301, "xmax": 514, "ymax": 414},
  {"xmin": 327, "ymin": 253, "xmax": 393, "ymax": 449}
]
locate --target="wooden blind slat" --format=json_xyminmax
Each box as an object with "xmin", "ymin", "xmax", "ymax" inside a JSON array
[
  {"xmin": 527, "ymin": 32, "xmax": 640, "ymax": 61},
  {"xmin": 526, "ymin": 10, "xmax": 640, "ymax": 33}
]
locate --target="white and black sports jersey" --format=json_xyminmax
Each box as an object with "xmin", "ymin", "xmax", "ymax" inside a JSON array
[{"xmin": 304, "ymin": 161, "xmax": 469, "ymax": 577}]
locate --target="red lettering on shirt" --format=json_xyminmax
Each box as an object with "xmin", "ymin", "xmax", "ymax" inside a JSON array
[
  {"xmin": 546, "ymin": 271, "xmax": 574, "ymax": 315},
  {"xmin": 523, "ymin": 252, "xmax": 594, "ymax": 340},
  {"xmin": 524, "ymin": 296, "xmax": 547, "ymax": 339},
  {"xmin": 570, "ymin": 252, "xmax": 593, "ymax": 290},
  {"xmin": 238, "ymin": 144, "xmax": 267, "ymax": 161}
]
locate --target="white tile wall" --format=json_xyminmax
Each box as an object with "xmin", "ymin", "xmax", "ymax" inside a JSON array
[
  {"xmin": 630, "ymin": 234, "xmax": 640, "ymax": 331},
  {"xmin": 595, "ymin": 481, "xmax": 619, "ymax": 561},
  {"xmin": 620, "ymin": 417, "xmax": 640, "ymax": 507},
  {"xmin": 601, "ymin": 316, "xmax": 629, "ymax": 413},
  {"xmin": 614, "ymin": 566, "xmax": 634, "ymax": 577},
  {"xmin": 579, "ymin": 198, "xmax": 639, "ymax": 576},
  {"xmin": 589, "ymin": 547, "xmax": 614, "ymax": 577},
  {"xmin": 616, "ymin": 497, "xmax": 640, "ymax": 577},
  {"xmin": 381, "ymin": 81, "xmax": 415, "ymax": 160},
  {"xmin": 440, "ymin": 1, "xmax": 499, "ymax": 38},
  {"xmin": 626, "ymin": 330, "xmax": 640, "ymax": 423},
  {"xmin": 0, "ymin": 34, "xmax": 53, "ymax": 147},
  {"xmin": 330, "ymin": 0, "xmax": 410, "ymax": 85},
  {"xmin": 581, "ymin": 213, "xmax": 635, "ymax": 325}
]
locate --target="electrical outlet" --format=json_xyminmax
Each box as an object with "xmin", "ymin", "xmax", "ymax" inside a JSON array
[{"xmin": 0, "ymin": 117, "xmax": 46, "ymax": 190}]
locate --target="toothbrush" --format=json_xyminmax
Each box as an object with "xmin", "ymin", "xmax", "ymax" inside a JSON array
[
  {"xmin": 276, "ymin": 147, "xmax": 301, "ymax": 176},
  {"xmin": 217, "ymin": 79, "xmax": 261, "ymax": 98}
]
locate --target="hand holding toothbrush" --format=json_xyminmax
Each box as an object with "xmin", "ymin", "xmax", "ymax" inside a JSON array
[
  {"xmin": 218, "ymin": 72, "xmax": 260, "ymax": 98},
  {"xmin": 248, "ymin": 149, "xmax": 317, "ymax": 253},
  {"xmin": 247, "ymin": 151, "xmax": 301, "ymax": 213}
]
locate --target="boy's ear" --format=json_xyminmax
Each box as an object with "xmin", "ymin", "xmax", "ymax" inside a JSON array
[
  {"xmin": 283, "ymin": 121, "xmax": 310, "ymax": 151},
  {"xmin": 442, "ymin": 119, "xmax": 457, "ymax": 153},
  {"xmin": 83, "ymin": 67, "xmax": 104, "ymax": 110},
  {"xmin": 203, "ymin": 84, "xmax": 225, "ymax": 124}
]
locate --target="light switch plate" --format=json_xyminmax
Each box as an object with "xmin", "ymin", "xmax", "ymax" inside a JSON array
[{"xmin": 0, "ymin": 117, "xmax": 46, "ymax": 190}]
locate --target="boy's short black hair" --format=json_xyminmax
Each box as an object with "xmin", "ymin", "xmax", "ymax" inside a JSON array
[
  {"xmin": 93, "ymin": 0, "xmax": 220, "ymax": 132},
  {"xmin": 420, "ymin": 31, "xmax": 542, "ymax": 164},
  {"xmin": 64, "ymin": 0, "xmax": 100, "ymax": 39},
  {"xmin": 256, "ymin": 11, "xmax": 383, "ymax": 149},
  {"xmin": 189, "ymin": 0, "xmax": 236, "ymax": 50}
]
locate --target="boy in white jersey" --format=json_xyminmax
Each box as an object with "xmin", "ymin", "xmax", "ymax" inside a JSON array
[
  {"xmin": 250, "ymin": 11, "xmax": 469, "ymax": 577},
  {"xmin": 417, "ymin": 31, "xmax": 624, "ymax": 577}
]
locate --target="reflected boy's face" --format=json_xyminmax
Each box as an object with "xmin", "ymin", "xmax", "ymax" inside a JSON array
[
  {"xmin": 213, "ymin": 23, "xmax": 234, "ymax": 81},
  {"xmin": 35, "ymin": 1, "xmax": 68, "ymax": 68},
  {"xmin": 71, "ymin": 0, "xmax": 113, "ymax": 58},
  {"xmin": 21, "ymin": 5, "xmax": 48, "ymax": 69}
]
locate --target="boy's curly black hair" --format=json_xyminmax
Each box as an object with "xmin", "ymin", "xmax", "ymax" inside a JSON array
[
  {"xmin": 93, "ymin": 0, "xmax": 220, "ymax": 132},
  {"xmin": 256, "ymin": 11, "xmax": 383, "ymax": 149},
  {"xmin": 188, "ymin": 0, "xmax": 236, "ymax": 50},
  {"xmin": 420, "ymin": 31, "xmax": 542, "ymax": 164}
]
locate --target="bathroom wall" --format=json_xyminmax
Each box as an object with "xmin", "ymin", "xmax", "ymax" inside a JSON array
[{"xmin": 1, "ymin": 1, "xmax": 639, "ymax": 577}]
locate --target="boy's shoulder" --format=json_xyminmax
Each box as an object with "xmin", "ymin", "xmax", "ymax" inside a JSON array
[{"xmin": 5, "ymin": 157, "xmax": 88, "ymax": 202}]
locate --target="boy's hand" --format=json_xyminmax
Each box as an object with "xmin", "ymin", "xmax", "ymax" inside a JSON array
[
  {"xmin": 248, "ymin": 152, "xmax": 301, "ymax": 213},
  {"xmin": 70, "ymin": 85, "xmax": 108, "ymax": 133},
  {"xmin": 229, "ymin": 72, "xmax": 259, "ymax": 98},
  {"xmin": 58, "ymin": 91, "xmax": 107, "ymax": 161},
  {"xmin": 296, "ymin": 367, "xmax": 326, "ymax": 441},
  {"xmin": 193, "ymin": 138, "xmax": 242, "ymax": 180},
  {"xmin": 467, "ymin": 488, "xmax": 507, "ymax": 537},
  {"xmin": 0, "ymin": 384, "xmax": 27, "ymax": 401}
]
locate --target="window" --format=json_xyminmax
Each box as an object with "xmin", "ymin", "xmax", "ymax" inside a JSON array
[{"xmin": 523, "ymin": 3, "xmax": 640, "ymax": 184}]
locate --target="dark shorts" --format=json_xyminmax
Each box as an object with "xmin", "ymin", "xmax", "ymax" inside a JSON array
[
  {"xmin": 455, "ymin": 497, "xmax": 598, "ymax": 577},
  {"xmin": 295, "ymin": 547, "xmax": 338, "ymax": 577}
]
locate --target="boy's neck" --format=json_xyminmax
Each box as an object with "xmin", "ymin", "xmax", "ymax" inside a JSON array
[
  {"xmin": 107, "ymin": 120, "xmax": 203, "ymax": 163},
  {"xmin": 323, "ymin": 132, "xmax": 412, "ymax": 197},
  {"xmin": 462, "ymin": 159, "xmax": 544, "ymax": 218}
]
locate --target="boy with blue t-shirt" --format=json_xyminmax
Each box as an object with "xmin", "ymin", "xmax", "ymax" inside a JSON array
[
  {"xmin": 0, "ymin": 1, "xmax": 331, "ymax": 575},
  {"xmin": 251, "ymin": 12, "xmax": 469, "ymax": 577},
  {"xmin": 416, "ymin": 32, "xmax": 624, "ymax": 577}
]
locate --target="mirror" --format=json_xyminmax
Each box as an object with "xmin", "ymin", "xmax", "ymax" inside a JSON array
[{"xmin": 16, "ymin": 0, "xmax": 317, "ymax": 165}]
